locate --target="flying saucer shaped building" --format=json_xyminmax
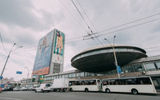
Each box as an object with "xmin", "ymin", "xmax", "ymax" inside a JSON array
[{"xmin": 71, "ymin": 45, "xmax": 147, "ymax": 73}]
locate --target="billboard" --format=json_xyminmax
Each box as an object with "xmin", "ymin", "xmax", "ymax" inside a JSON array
[
  {"xmin": 53, "ymin": 29, "xmax": 65, "ymax": 56},
  {"xmin": 32, "ymin": 31, "xmax": 53, "ymax": 75}
]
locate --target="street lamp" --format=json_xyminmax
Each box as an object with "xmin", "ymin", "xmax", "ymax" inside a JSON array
[
  {"xmin": 0, "ymin": 43, "xmax": 23, "ymax": 78},
  {"xmin": 104, "ymin": 36, "xmax": 121, "ymax": 78},
  {"xmin": 0, "ymin": 43, "xmax": 23, "ymax": 89}
]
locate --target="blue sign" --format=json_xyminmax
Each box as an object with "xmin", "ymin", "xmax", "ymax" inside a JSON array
[
  {"xmin": 117, "ymin": 65, "xmax": 122, "ymax": 74},
  {"xmin": 16, "ymin": 71, "xmax": 22, "ymax": 74},
  {"xmin": 0, "ymin": 76, "xmax": 3, "ymax": 80}
]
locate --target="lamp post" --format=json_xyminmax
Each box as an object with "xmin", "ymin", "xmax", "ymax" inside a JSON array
[
  {"xmin": 104, "ymin": 36, "xmax": 120, "ymax": 78},
  {"xmin": 0, "ymin": 43, "xmax": 23, "ymax": 88},
  {"xmin": 0, "ymin": 43, "xmax": 16, "ymax": 77}
]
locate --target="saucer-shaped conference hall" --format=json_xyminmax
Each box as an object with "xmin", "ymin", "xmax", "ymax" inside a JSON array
[{"xmin": 71, "ymin": 45, "xmax": 147, "ymax": 73}]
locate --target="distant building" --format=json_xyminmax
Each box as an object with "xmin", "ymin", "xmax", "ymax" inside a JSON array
[{"xmin": 32, "ymin": 29, "xmax": 65, "ymax": 76}]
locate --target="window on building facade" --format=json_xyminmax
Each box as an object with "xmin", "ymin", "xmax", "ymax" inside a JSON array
[
  {"xmin": 155, "ymin": 61, "xmax": 160, "ymax": 69},
  {"xmin": 144, "ymin": 63, "xmax": 156, "ymax": 71},
  {"xmin": 134, "ymin": 64, "xmax": 144, "ymax": 72}
]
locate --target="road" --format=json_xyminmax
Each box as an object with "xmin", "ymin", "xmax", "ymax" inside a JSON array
[{"xmin": 0, "ymin": 91, "xmax": 159, "ymax": 100}]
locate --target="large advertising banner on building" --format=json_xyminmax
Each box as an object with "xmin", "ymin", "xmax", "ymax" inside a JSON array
[
  {"xmin": 53, "ymin": 29, "xmax": 65, "ymax": 56},
  {"xmin": 32, "ymin": 32, "xmax": 53, "ymax": 75}
]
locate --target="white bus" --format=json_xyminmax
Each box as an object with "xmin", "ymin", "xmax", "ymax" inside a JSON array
[
  {"xmin": 102, "ymin": 76, "xmax": 157, "ymax": 94},
  {"xmin": 69, "ymin": 79, "xmax": 101, "ymax": 92}
]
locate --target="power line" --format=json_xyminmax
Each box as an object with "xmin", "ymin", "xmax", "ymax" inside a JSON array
[
  {"xmin": 0, "ymin": 32, "xmax": 14, "ymax": 50},
  {"xmin": 75, "ymin": 0, "xmax": 104, "ymax": 45},
  {"xmin": 58, "ymin": 0, "xmax": 88, "ymax": 31},
  {"xmin": 70, "ymin": 0, "xmax": 91, "ymax": 30},
  {"xmin": 83, "ymin": 18, "xmax": 160, "ymax": 40},
  {"xmin": 75, "ymin": 0, "xmax": 96, "ymax": 32},
  {"xmin": 0, "ymin": 32, "xmax": 7, "ymax": 51},
  {"xmin": 71, "ymin": 0, "xmax": 105, "ymax": 46},
  {"xmin": 97, "ymin": 12, "xmax": 160, "ymax": 34}
]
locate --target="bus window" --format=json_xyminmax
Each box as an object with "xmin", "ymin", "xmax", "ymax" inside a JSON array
[
  {"xmin": 102, "ymin": 80, "xmax": 107, "ymax": 85},
  {"xmin": 127, "ymin": 78, "xmax": 137, "ymax": 85},
  {"xmin": 90, "ymin": 80, "xmax": 96, "ymax": 85},
  {"xmin": 137, "ymin": 77, "xmax": 152, "ymax": 85},
  {"xmin": 81, "ymin": 81, "xmax": 85, "ymax": 85}
]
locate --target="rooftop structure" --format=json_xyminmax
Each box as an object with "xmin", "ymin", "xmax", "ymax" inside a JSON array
[{"xmin": 71, "ymin": 45, "xmax": 147, "ymax": 73}]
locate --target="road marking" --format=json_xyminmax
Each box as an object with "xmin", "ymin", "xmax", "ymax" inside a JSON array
[{"xmin": 0, "ymin": 97, "xmax": 22, "ymax": 100}]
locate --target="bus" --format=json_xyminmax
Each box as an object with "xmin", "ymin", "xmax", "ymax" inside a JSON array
[
  {"xmin": 102, "ymin": 76, "xmax": 157, "ymax": 94},
  {"xmin": 69, "ymin": 79, "xmax": 101, "ymax": 92}
]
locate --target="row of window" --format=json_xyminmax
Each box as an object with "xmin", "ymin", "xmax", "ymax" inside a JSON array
[
  {"xmin": 44, "ymin": 61, "xmax": 160, "ymax": 81},
  {"xmin": 102, "ymin": 77, "xmax": 152, "ymax": 85},
  {"xmin": 107, "ymin": 61, "xmax": 160, "ymax": 74},
  {"xmin": 69, "ymin": 80, "xmax": 97, "ymax": 86},
  {"xmin": 44, "ymin": 72, "xmax": 98, "ymax": 81}
]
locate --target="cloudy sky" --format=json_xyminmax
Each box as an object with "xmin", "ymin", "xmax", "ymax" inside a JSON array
[{"xmin": 0, "ymin": 0, "xmax": 160, "ymax": 81}]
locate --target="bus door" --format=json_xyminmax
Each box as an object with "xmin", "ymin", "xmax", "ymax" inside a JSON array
[
  {"xmin": 97, "ymin": 80, "xmax": 102, "ymax": 91},
  {"xmin": 151, "ymin": 77, "xmax": 160, "ymax": 92}
]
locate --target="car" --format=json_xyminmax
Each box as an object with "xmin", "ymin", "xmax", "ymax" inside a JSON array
[
  {"xmin": 32, "ymin": 84, "xmax": 40, "ymax": 91},
  {"xmin": 13, "ymin": 87, "xmax": 21, "ymax": 91},
  {"xmin": 2, "ymin": 87, "xmax": 13, "ymax": 91},
  {"xmin": 35, "ymin": 83, "xmax": 51, "ymax": 93},
  {"xmin": 26, "ymin": 86, "xmax": 33, "ymax": 91},
  {"xmin": 20, "ymin": 87, "xmax": 28, "ymax": 91}
]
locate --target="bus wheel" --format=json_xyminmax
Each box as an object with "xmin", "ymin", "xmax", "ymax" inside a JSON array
[
  {"xmin": 105, "ymin": 88, "xmax": 110, "ymax": 93},
  {"xmin": 131, "ymin": 89, "xmax": 138, "ymax": 95},
  {"xmin": 85, "ymin": 88, "xmax": 89, "ymax": 92}
]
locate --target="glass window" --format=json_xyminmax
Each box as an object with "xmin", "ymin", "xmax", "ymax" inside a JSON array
[
  {"xmin": 134, "ymin": 64, "xmax": 144, "ymax": 72},
  {"xmin": 137, "ymin": 77, "xmax": 151, "ymax": 84},
  {"xmin": 144, "ymin": 63, "xmax": 156, "ymax": 71},
  {"xmin": 80, "ymin": 72, "xmax": 84, "ymax": 77},
  {"xmin": 126, "ymin": 78, "xmax": 137, "ymax": 85},
  {"xmin": 156, "ymin": 61, "xmax": 160, "ymax": 69}
]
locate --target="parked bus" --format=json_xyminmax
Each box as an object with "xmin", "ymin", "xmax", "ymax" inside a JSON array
[
  {"xmin": 69, "ymin": 79, "xmax": 101, "ymax": 92},
  {"xmin": 102, "ymin": 76, "xmax": 157, "ymax": 94}
]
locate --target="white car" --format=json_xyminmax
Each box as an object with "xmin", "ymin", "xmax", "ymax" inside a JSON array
[
  {"xmin": 13, "ymin": 87, "xmax": 21, "ymax": 91},
  {"xmin": 35, "ymin": 83, "xmax": 51, "ymax": 93},
  {"xmin": 20, "ymin": 87, "xmax": 27, "ymax": 91}
]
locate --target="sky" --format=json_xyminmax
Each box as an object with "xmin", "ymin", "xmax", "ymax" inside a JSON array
[{"xmin": 0, "ymin": 0, "xmax": 160, "ymax": 81}]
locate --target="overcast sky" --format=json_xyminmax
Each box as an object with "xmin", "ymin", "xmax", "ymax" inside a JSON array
[{"xmin": 0, "ymin": 0, "xmax": 160, "ymax": 81}]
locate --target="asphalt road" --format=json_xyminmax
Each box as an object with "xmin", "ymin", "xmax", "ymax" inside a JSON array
[{"xmin": 0, "ymin": 91, "xmax": 159, "ymax": 100}]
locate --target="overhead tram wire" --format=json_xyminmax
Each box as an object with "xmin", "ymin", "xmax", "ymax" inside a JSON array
[
  {"xmin": 74, "ymin": 0, "xmax": 104, "ymax": 45},
  {"xmin": 66, "ymin": 18, "xmax": 159, "ymax": 44},
  {"xmin": 70, "ymin": 0, "xmax": 91, "ymax": 29},
  {"xmin": 58, "ymin": 1, "xmax": 160, "ymax": 45},
  {"xmin": 84, "ymin": 11, "xmax": 160, "ymax": 39},
  {"xmin": 76, "ymin": 0, "xmax": 96, "ymax": 32},
  {"xmin": 66, "ymin": 15, "xmax": 160, "ymax": 43},
  {"xmin": 0, "ymin": 32, "xmax": 14, "ymax": 53},
  {"xmin": 57, "ymin": 0, "xmax": 92, "ymax": 44},
  {"xmin": 0, "ymin": 32, "xmax": 14, "ymax": 49},
  {"xmin": 58, "ymin": 0, "xmax": 89, "ymax": 31},
  {"xmin": 75, "ymin": 0, "xmax": 105, "ymax": 46},
  {"xmin": 84, "ymin": 18, "xmax": 160, "ymax": 40},
  {"xmin": 71, "ymin": 0, "xmax": 105, "ymax": 46},
  {"xmin": 0, "ymin": 32, "xmax": 7, "ymax": 51},
  {"xmin": 97, "ymin": 12, "xmax": 160, "ymax": 34}
]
